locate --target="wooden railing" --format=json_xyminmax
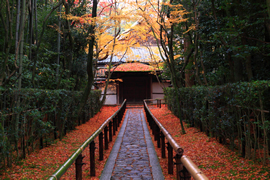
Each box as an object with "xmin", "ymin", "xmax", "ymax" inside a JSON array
[
  {"xmin": 144, "ymin": 98, "xmax": 165, "ymax": 108},
  {"xmin": 143, "ymin": 99, "xmax": 208, "ymax": 180},
  {"xmin": 48, "ymin": 100, "xmax": 126, "ymax": 180}
]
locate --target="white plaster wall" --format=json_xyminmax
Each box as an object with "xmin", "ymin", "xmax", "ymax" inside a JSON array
[
  {"xmin": 152, "ymin": 82, "xmax": 163, "ymax": 93},
  {"xmin": 151, "ymin": 82, "xmax": 170, "ymax": 99},
  {"xmin": 152, "ymin": 94, "xmax": 165, "ymax": 99},
  {"xmin": 98, "ymin": 83, "xmax": 117, "ymax": 105},
  {"xmin": 101, "ymin": 94, "xmax": 117, "ymax": 105}
]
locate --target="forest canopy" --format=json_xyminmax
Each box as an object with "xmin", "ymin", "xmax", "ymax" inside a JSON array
[{"xmin": 1, "ymin": 0, "xmax": 270, "ymax": 91}]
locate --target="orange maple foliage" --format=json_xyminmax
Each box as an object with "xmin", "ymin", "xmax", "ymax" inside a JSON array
[
  {"xmin": 148, "ymin": 105, "xmax": 270, "ymax": 179},
  {"xmin": 0, "ymin": 106, "xmax": 121, "ymax": 180}
]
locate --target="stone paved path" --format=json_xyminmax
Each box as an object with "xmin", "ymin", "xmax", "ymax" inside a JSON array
[
  {"xmin": 100, "ymin": 108, "xmax": 164, "ymax": 180},
  {"xmin": 111, "ymin": 109, "xmax": 152, "ymax": 179}
]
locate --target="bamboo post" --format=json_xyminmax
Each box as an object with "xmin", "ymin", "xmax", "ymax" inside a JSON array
[
  {"xmin": 115, "ymin": 115, "xmax": 118, "ymax": 131},
  {"xmin": 89, "ymin": 141, "xmax": 95, "ymax": 176},
  {"xmin": 119, "ymin": 109, "xmax": 123, "ymax": 123},
  {"xmin": 120, "ymin": 110, "xmax": 123, "ymax": 123},
  {"xmin": 75, "ymin": 154, "xmax": 84, "ymax": 180},
  {"xmin": 175, "ymin": 154, "xmax": 192, "ymax": 180},
  {"xmin": 151, "ymin": 116, "xmax": 154, "ymax": 135},
  {"xmin": 118, "ymin": 109, "xmax": 122, "ymax": 121},
  {"xmin": 180, "ymin": 166, "xmax": 191, "ymax": 180},
  {"xmin": 109, "ymin": 121, "xmax": 112, "ymax": 141},
  {"xmin": 175, "ymin": 154, "xmax": 181, "ymax": 180},
  {"xmin": 148, "ymin": 113, "xmax": 152, "ymax": 130},
  {"xmin": 167, "ymin": 142, "xmax": 173, "ymax": 174},
  {"xmin": 104, "ymin": 126, "xmax": 108, "ymax": 150},
  {"xmin": 161, "ymin": 133, "xmax": 166, "ymax": 158},
  {"xmin": 157, "ymin": 128, "xmax": 160, "ymax": 148},
  {"xmin": 113, "ymin": 117, "xmax": 116, "ymax": 135},
  {"xmin": 154, "ymin": 123, "xmax": 157, "ymax": 140},
  {"xmin": 157, "ymin": 99, "xmax": 161, "ymax": 108},
  {"xmin": 145, "ymin": 108, "xmax": 149, "ymax": 121},
  {"xmin": 99, "ymin": 132, "xmax": 103, "ymax": 161},
  {"xmin": 181, "ymin": 155, "xmax": 208, "ymax": 180},
  {"xmin": 151, "ymin": 116, "xmax": 154, "ymax": 132}
]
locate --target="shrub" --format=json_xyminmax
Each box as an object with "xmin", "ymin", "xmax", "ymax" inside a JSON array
[
  {"xmin": 0, "ymin": 88, "xmax": 101, "ymax": 167},
  {"xmin": 165, "ymin": 81, "xmax": 270, "ymax": 164}
]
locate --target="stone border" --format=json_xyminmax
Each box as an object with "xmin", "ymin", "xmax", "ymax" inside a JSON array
[
  {"xmin": 99, "ymin": 112, "xmax": 129, "ymax": 180},
  {"xmin": 100, "ymin": 109, "xmax": 164, "ymax": 180},
  {"xmin": 141, "ymin": 111, "xmax": 164, "ymax": 180}
]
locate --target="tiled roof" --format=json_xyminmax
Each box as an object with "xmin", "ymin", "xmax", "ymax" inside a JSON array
[
  {"xmin": 111, "ymin": 63, "xmax": 155, "ymax": 72},
  {"xmin": 98, "ymin": 46, "xmax": 163, "ymax": 63}
]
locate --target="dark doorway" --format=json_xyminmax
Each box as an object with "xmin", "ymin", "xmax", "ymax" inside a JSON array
[{"xmin": 120, "ymin": 75, "xmax": 151, "ymax": 104}]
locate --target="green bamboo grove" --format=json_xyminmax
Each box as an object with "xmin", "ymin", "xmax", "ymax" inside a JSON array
[
  {"xmin": 165, "ymin": 81, "xmax": 270, "ymax": 165},
  {"xmin": 0, "ymin": 89, "xmax": 101, "ymax": 167}
]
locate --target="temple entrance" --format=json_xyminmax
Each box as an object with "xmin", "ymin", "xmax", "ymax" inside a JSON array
[{"xmin": 118, "ymin": 74, "xmax": 151, "ymax": 104}]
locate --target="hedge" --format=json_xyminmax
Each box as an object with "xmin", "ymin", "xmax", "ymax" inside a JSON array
[
  {"xmin": 165, "ymin": 81, "xmax": 270, "ymax": 164},
  {"xmin": 0, "ymin": 89, "xmax": 101, "ymax": 167}
]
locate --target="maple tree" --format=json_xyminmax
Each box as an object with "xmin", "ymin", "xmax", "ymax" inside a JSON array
[
  {"xmin": 130, "ymin": 0, "xmax": 193, "ymax": 134},
  {"xmin": 66, "ymin": 0, "xmax": 171, "ymax": 107},
  {"xmin": 1, "ymin": 0, "xmax": 270, "ymax": 88}
]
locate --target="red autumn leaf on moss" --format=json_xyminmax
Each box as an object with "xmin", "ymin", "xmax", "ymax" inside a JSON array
[
  {"xmin": 0, "ymin": 106, "xmax": 121, "ymax": 180},
  {"xmin": 147, "ymin": 105, "xmax": 270, "ymax": 180}
]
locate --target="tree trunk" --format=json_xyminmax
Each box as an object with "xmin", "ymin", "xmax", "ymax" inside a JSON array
[
  {"xmin": 34, "ymin": 0, "xmax": 37, "ymax": 46},
  {"xmin": 267, "ymin": 0, "xmax": 270, "ymax": 18},
  {"xmin": 18, "ymin": 0, "xmax": 25, "ymax": 90},
  {"xmin": 32, "ymin": 0, "xmax": 62, "ymax": 87},
  {"xmin": 244, "ymin": 55, "xmax": 253, "ymax": 81},
  {"xmin": 211, "ymin": 0, "xmax": 236, "ymax": 83},
  {"xmin": 168, "ymin": 21, "xmax": 186, "ymax": 134},
  {"xmin": 77, "ymin": 0, "xmax": 98, "ymax": 115},
  {"xmin": 0, "ymin": 0, "xmax": 15, "ymax": 86},
  {"xmin": 193, "ymin": 1, "xmax": 203, "ymax": 86},
  {"xmin": 29, "ymin": 0, "xmax": 34, "ymax": 61},
  {"xmin": 63, "ymin": 1, "xmax": 74, "ymax": 79},
  {"xmin": 233, "ymin": 58, "xmax": 243, "ymax": 82},
  {"xmin": 56, "ymin": 5, "xmax": 61, "ymax": 82},
  {"xmin": 199, "ymin": 50, "xmax": 208, "ymax": 85},
  {"xmin": 184, "ymin": 34, "xmax": 194, "ymax": 87},
  {"xmin": 15, "ymin": 0, "xmax": 26, "ymax": 160},
  {"xmin": 100, "ymin": 25, "xmax": 118, "ymax": 106},
  {"xmin": 15, "ymin": 0, "xmax": 21, "ymax": 51}
]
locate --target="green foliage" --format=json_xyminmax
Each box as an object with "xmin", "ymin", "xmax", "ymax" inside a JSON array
[
  {"xmin": 0, "ymin": 1, "xmax": 90, "ymax": 91},
  {"xmin": 165, "ymin": 80, "xmax": 270, "ymax": 162},
  {"xmin": 166, "ymin": 0, "xmax": 270, "ymax": 86},
  {"xmin": 0, "ymin": 88, "xmax": 101, "ymax": 167}
]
